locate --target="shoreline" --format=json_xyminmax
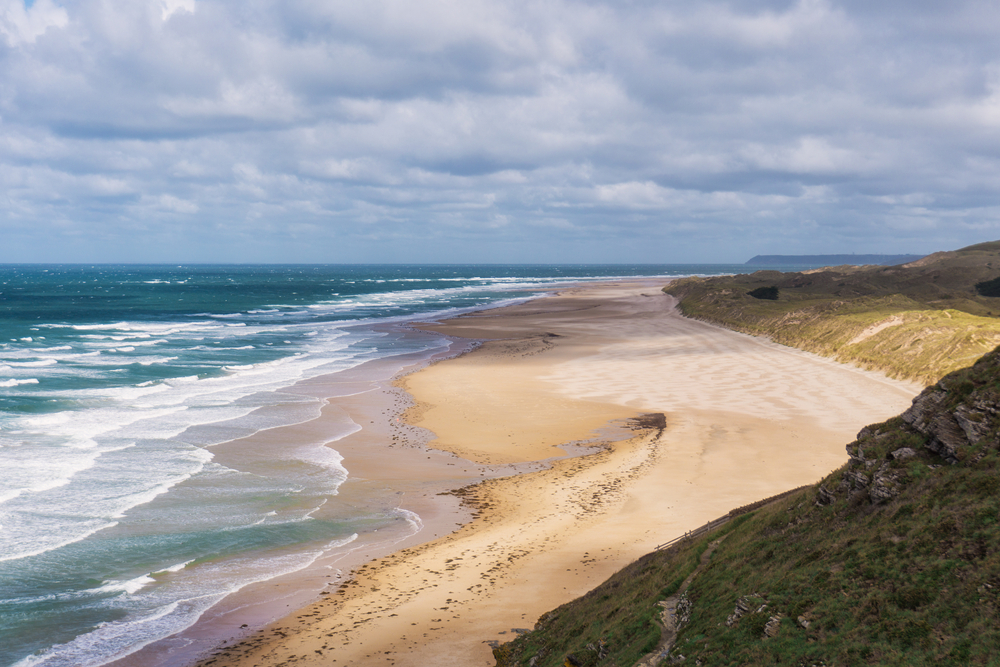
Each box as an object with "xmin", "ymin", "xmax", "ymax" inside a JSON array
[
  {"xmin": 173, "ymin": 279, "xmax": 919, "ymax": 667},
  {"xmin": 110, "ymin": 331, "xmax": 500, "ymax": 667}
]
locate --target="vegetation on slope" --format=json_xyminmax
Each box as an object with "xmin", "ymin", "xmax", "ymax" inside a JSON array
[
  {"xmin": 664, "ymin": 240, "xmax": 1000, "ymax": 384},
  {"xmin": 494, "ymin": 346, "xmax": 1000, "ymax": 666}
]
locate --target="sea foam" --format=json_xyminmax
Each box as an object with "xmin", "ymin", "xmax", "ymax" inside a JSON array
[{"xmin": 2, "ymin": 264, "xmax": 693, "ymax": 667}]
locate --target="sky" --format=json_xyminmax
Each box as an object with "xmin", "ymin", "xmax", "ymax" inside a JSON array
[{"xmin": 2, "ymin": 0, "xmax": 1000, "ymax": 264}]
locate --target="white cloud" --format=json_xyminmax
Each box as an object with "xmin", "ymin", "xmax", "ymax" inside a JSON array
[
  {"xmin": 83, "ymin": 175, "xmax": 132, "ymax": 195},
  {"xmin": 0, "ymin": 0, "xmax": 67, "ymax": 46},
  {"xmin": 163, "ymin": 78, "xmax": 299, "ymax": 121},
  {"xmin": 737, "ymin": 136, "xmax": 869, "ymax": 174},
  {"xmin": 161, "ymin": 0, "xmax": 194, "ymax": 21},
  {"xmin": 596, "ymin": 181, "xmax": 673, "ymax": 209},
  {"xmin": 702, "ymin": 0, "xmax": 852, "ymax": 50},
  {"xmin": 152, "ymin": 193, "xmax": 198, "ymax": 213},
  {"xmin": 2, "ymin": 0, "xmax": 1000, "ymax": 262}
]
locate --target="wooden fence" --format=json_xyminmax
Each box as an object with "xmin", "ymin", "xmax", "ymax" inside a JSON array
[{"xmin": 654, "ymin": 485, "xmax": 810, "ymax": 552}]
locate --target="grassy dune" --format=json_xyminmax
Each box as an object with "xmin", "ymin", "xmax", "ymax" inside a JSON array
[{"xmin": 664, "ymin": 241, "xmax": 1000, "ymax": 384}]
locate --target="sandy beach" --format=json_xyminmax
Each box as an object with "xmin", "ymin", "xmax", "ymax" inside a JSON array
[{"xmin": 189, "ymin": 280, "xmax": 920, "ymax": 667}]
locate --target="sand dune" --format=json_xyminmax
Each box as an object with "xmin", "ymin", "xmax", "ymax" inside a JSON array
[{"xmin": 196, "ymin": 281, "xmax": 919, "ymax": 667}]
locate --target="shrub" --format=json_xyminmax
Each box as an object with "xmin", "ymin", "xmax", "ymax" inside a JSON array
[
  {"xmin": 891, "ymin": 586, "xmax": 935, "ymax": 610},
  {"xmin": 748, "ymin": 286, "xmax": 779, "ymax": 300},
  {"xmin": 975, "ymin": 276, "xmax": 1000, "ymax": 297}
]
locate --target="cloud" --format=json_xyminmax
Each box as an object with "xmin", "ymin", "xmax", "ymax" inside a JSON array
[
  {"xmin": 1, "ymin": 0, "xmax": 1000, "ymax": 262},
  {"xmin": 160, "ymin": 0, "xmax": 193, "ymax": 21},
  {"xmin": 150, "ymin": 193, "xmax": 198, "ymax": 213},
  {"xmin": 0, "ymin": 0, "xmax": 67, "ymax": 46}
]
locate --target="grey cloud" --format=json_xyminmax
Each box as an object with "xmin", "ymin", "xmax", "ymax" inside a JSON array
[{"xmin": 1, "ymin": 0, "xmax": 1000, "ymax": 262}]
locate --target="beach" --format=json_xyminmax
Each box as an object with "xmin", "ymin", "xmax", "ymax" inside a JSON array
[{"xmin": 180, "ymin": 279, "xmax": 920, "ymax": 667}]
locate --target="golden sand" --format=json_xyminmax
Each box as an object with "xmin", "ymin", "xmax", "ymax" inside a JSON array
[{"xmin": 190, "ymin": 280, "xmax": 919, "ymax": 667}]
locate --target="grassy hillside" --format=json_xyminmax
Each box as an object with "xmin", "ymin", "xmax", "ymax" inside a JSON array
[
  {"xmin": 494, "ymin": 346, "xmax": 1000, "ymax": 666},
  {"xmin": 664, "ymin": 241, "xmax": 1000, "ymax": 384}
]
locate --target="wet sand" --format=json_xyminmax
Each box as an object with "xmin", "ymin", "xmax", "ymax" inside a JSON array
[
  {"xmin": 113, "ymin": 336, "xmax": 497, "ymax": 667},
  {"xmin": 187, "ymin": 280, "xmax": 920, "ymax": 667}
]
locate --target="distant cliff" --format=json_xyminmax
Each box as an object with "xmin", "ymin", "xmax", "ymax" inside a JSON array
[{"xmin": 746, "ymin": 254, "xmax": 924, "ymax": 266}]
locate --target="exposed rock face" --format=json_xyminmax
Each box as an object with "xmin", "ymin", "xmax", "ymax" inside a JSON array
[
  {"xmin": 901, "ymin": 389, "xmax": 967, "ymax": 464},
  {"xmin": 845, "ymin": 470, "xmax": 870, "ymax": 489},
  {"xmin": 842, "ymin": 437, "xmax": 916, "ymax": 504},
  {"xmin": 868, "ymin": 469, "xmax": 904, "ymax": 504},
  {"xmin": 726, "ymin": 594, "xmax": 767, "ymax": 627},
  {"xmin": 763, "ymin": 615, "xmax": 783, "ymax": 638},
  {"xmin": 819, "ymin": 349, "xmax": 1000, "ymax": 510},
  {"xmin": 815, "ymin": 485, "xmax": 836, "ymax": 506},
  {"xmin": 673, "ymin": 593, "xmax": 692, "ymax": 630},
  {"xmin": 900, "ymin": 365, "xmax": 1000, "ymax": 466},
  {"xmin": 887, "ymin": 447, "xmax": 917, "ymax": 461},
  {"xmin": 900, "ymin": 389, "xmax": 947, "ymax": 433},
  {"xmin": 954, "ymin": 400, "xmax": 996, "ymax": 444}
]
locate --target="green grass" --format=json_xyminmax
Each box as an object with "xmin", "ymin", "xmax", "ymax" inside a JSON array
[
  {"xmin": 492, "ymin": 543, "xmax": 705, "ymax": 667},
  {"xmin": 674, "ymin": 469, "xmax": 1000, "ymax": 666},
  {"xmin": 497, "ymin": 454, "xmax": 1000, "ymax": 666}
]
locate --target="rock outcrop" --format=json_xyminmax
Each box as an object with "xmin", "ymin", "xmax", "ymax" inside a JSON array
[
  {"xmin": 901, "ymin": 389, "xmax": 967, "ymax": 464},
  {"xmin": 817, "ymin": 348, "xmax": 1000, "ymax": 509},
  {"xmin": 725, "ymin": 594, "xmax": 767, "ymax": 628},
  {"xmin": 763, "ymin": 615, "xmax": 783, "ymax": 638}
]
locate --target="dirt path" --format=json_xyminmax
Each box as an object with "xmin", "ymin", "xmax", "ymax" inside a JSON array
[{"xmin": 635, "ymin": 536, "xmax": 726, "ymax": 667}]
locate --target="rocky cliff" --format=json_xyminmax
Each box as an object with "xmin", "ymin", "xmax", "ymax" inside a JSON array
[{"xmin": 819, "ymin": 347, "xmax": 1000, "ymax": 510}]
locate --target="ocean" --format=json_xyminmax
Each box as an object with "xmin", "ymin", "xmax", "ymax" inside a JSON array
[{"xmin": 0, "ymin": 263, "xmax": 770, "ymax": 667}]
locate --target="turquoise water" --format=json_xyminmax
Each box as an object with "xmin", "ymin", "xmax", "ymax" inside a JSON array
[{"xmin": 0, "ymin": 264, "xmax": 780, "ymax": 667}]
